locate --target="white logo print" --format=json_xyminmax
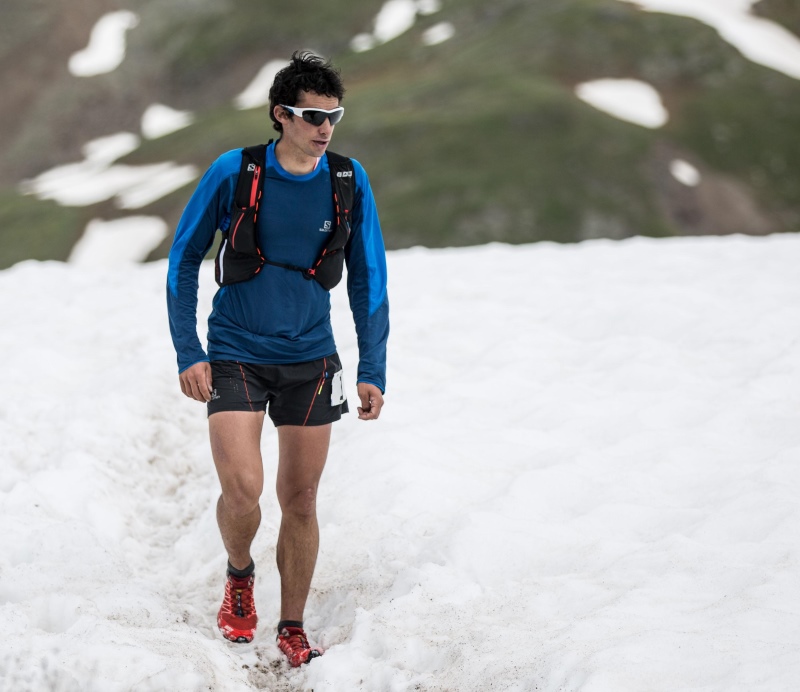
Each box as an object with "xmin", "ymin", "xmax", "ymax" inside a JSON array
[
  {"xmin": 247, "ymin": 163, "xmax": 256, "ymax": 172},
  {"xmin": 319, "ymin": 220, "xmax": 332, "ymax": 233},
  {"xmin": 336, "ymin": 171, "xmax": 352, "ymax": 178}
]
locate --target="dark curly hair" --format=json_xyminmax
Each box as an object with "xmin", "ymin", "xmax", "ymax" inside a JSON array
[{"xmin": 268, "ymin": 51, "xmax": 346, "ymax": 133}]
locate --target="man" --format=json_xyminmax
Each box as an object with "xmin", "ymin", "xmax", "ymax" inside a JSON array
[{"xmin": 166, "ymin": 51, "xmax": 389, "ymax": 667}]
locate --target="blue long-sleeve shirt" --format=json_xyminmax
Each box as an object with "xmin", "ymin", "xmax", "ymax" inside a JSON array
[{"xmin": 167, "ymin": 141, "xmax": 389, "ymax": 392}]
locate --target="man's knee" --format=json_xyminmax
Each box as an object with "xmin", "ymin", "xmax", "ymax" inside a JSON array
[
  {"xmin": 278, "ymin": 485, "xmax": 318, "ymax": 519},
  {"xmin": 221, "ymin": 473, "xmax": 263, "ymax": 517}
]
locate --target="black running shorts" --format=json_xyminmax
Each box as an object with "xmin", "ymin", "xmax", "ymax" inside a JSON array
[{"xmin": 207, "ymin": 353, "xmax": 349, "ymax": 427}]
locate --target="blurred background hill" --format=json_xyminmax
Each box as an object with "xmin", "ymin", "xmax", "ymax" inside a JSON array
[{"xmin": 0, "ymin": 0, "xmax": 798, "ymax": 268}]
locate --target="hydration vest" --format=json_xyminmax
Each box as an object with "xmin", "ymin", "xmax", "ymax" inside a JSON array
[{"xmin": 214, "ymin": 141, "xmax": 355, "ymax": 290}]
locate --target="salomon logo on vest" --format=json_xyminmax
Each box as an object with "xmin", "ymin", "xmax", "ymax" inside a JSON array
[{"xmin": 336, "ymin": 171, "xmax": 352, "ymax": 178}]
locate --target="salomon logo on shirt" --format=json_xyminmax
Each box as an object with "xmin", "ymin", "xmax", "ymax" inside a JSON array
[{"xmin": 319, "ymin": 220, "xmax": 332, "ymax": 233}]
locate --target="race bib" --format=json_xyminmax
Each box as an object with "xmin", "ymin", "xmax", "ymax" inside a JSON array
[{"xmin": 331, "ymin": 370, "xmax": 346, "ymax": 406}]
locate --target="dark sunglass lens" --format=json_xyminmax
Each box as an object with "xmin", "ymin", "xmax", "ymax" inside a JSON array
[
  {"xmin": 328, "ymin": 110, "xmax": 344, "ymax": 125},
  {"xmin": 303, "ymin": 110, "xmax": 327, "ymax": 126}
]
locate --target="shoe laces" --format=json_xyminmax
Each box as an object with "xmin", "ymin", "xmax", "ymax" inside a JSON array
[
  {"xmin": 228, "ymin": 575, "xmax": 255, "ymax": 618},
  {"xmin": 280, "ymin": 626, "xmax": 310, "ymax": 651}
]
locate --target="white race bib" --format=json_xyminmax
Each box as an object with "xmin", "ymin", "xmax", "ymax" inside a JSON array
[{"xmin": 331, "ymin": 370, "xmax": 346, "ymax": 406}]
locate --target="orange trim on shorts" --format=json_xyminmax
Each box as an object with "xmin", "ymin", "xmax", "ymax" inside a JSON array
[
  {"xmin": 302, "ymin": 357, "xmax": 327, "ymax": 426},
  {"xmin": 237, "ymin": 362, "xmax": 255, "ymax": 412}
]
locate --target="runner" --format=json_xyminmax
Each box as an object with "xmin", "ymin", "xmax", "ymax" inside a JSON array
[{"xmin": 166, "ymin": 51, "xmax": 389, "ymax": 666}]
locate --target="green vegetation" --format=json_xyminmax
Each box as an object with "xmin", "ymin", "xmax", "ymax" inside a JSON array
[
  {"xmin": 140, "ymin": 0, "xmax": 377, "ymax": 84},
  {"xmin": 753, "ymin": 0, "xmax": 800, "ymax": 36},
  {"xmin": 0, "ymin": 191, "xmax": 84, "ymax": 269},
  {"xmin": 1, "ymin": 0, "xmax": 799, "ymax": 266}
]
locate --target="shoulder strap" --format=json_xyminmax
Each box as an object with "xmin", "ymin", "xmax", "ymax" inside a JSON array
[
  {"xmin": 325, "ymin": 150, "xmax": 355, "ymax": 234},
  {"xmin": 214, "ymin": 142, "xmax": 269, "ymax": 286},
  {"xmin": 234, "ymin": 142, "xmax": 268, "ymax": 211},
  {"xmin": 225, "ymin": 142, "xmax": 268, "ymax": 257}
]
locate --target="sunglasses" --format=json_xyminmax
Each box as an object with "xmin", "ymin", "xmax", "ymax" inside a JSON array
[{"xmin": 280, "ymin": 105, "xmax": 345, "ymax": 126}]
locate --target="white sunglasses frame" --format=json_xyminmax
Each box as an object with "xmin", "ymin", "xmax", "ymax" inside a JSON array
[{"xmin": 279, "ymin": 104, "xmax": 345, "ymax": 126}]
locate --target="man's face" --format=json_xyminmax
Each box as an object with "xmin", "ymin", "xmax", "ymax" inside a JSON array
[{"xmin": 275, "ymin": 90, "xmax": 341, "ymax": 159}]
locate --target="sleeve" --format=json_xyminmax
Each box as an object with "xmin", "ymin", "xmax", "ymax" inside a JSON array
[
  {"xmin": 345, "ymin": 159, "xmax": 390, "ymax": 392},
  {"xmin": 166, "ymin": 151, "xmax": 239, "ymax": 373}
]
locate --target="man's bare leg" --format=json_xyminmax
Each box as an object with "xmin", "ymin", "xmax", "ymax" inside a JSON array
[
  {"xmin": 275, "ymin": 424, "xmax": 332, "ymax": 622},
  {"xmin": 209, "ymin": 411, "xmax": 266, "ymax": 570}
]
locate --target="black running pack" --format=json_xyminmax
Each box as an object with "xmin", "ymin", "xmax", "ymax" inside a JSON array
[{"xmin": 214, "ymin": 140, "xmax": 355, "ymax": 290}]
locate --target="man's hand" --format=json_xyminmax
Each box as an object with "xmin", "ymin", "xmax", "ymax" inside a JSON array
[
  {"xmin": 357, "ymin": 382, "xmax": 384, "ymax": 421},
  {"xmin": 179, "ymin": 361, "xmax": 213, "ymax": 402}
]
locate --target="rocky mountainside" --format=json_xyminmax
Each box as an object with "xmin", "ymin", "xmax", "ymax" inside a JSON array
[{"xmin": 0, "ymin": 0, "xmax": 798, "ymax": 268}]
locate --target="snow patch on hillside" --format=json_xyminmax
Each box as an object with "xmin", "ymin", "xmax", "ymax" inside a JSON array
[
  {"xmin": 618, "ymin": 0, "xmax": 800, "ymax": 79},
  {"xmin": 19, "ymin": 133, "xmax": 197, "ymax": 209},
  {"xmin": 68, "ymin": 11, "xmax": 139, "ymax": 77},
  {"xmin": 670, "ymin": 159, "xmax": 702, "ymax": 186},
  {"xmin": 141, "ymin": 104, "xmax": 194, "ymax": 139},
  {"xmin": 422, "ymin": 22, "xmax": 456, "ymax": 46},
  {"xmin": 235, "ymin": 60, "xmax": 289, "ymax": 110},
  {"xmin": 575, "ymin": 78, "xmax": 669, "ymax": 128},
  {"xmin": 351, "ymin": 0, "xmax": 443, "ymax": 52},
  {"xmin": 69, "ymin": 217, "xmax": 169, "ymax": 265}
]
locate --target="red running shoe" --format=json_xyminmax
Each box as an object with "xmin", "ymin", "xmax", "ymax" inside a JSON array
[
  {"xmin": 277, "ymin": 626, "xmax": 324, "ymax": 667},
  {"xmin": 217, "ymin": 573, "xmax": 258, "ymax": 643}
]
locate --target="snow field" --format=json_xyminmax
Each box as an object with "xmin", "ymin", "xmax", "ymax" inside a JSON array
[{"xmin": 1, "ymin": 236, "xmax": 800, "ymax": 690}]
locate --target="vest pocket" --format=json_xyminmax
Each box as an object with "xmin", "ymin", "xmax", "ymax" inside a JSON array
[{"xmin": 229, "ymin": 205, "xmax": 259, "ymax": 254}]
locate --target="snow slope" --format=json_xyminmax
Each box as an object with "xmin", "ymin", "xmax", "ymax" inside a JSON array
[
  {"xmin": 616, "ymin": 0, "xmax": 800, "ymax": 80},
  {"xmin": 1, "ymin": 236, "xmax": 800, "ymax": 691}
]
